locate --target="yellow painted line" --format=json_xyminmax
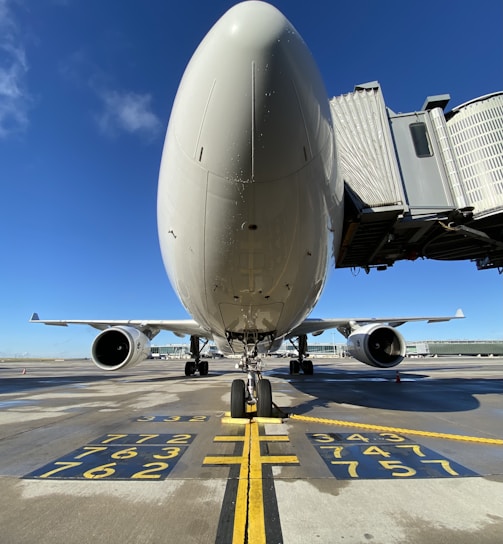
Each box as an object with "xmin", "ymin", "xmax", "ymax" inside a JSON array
[
  {"xmin": 202, "ymin": 425, "xmax": 253, "ymax": 542},
  {"xmin": 249, "ymin": 422, "xmax": 266, "ymax": 544},
  {"xmin": 289, "ymin": 414, "xmax": 503, "ymax": 445},
  {"xmin": 204, "ymin": 421, "xmax": 298, "ymax": 543},
  {"xmin": 221, "ymin": 416, "xmax": 250, "ymax": 425},
  {"xmin": 234, "ymin": 424, "xmax": 250, "ymax": 544},
  {"xmin": 258, "ymin": 435, "xmax": 290, "ymax": 442},
  {"xmin": 214, "ymin": 431, "xmax": 289, "ymax": 442},
  {"xmin": 259, "ymin": 455, "xmax": 300, "ymax": 464},
  {"xmin": 221, "ymin": 416, "xmax": 285, "ymax": 425},
  {"xmin": 254, "ymin": 417, "xmax": 285, "ymax": 424}
]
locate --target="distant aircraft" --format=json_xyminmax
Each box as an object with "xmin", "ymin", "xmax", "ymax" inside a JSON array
[{"xmin": 31, "ymin": 2, "xmax": 463, "ymax": 417}]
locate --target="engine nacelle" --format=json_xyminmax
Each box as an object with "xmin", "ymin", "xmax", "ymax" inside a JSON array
[
  {"xmin": 91, "ymin": 326, "xmax": 151, "ymax": 371},
  {"xmin": 347, "ymin": 324, "xmax": 406, "ymax": 368}
]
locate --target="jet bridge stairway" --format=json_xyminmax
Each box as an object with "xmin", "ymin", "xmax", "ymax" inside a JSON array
[{"xmin": 331, "ymin": 83, "xmax": 503, "ymax": 272}]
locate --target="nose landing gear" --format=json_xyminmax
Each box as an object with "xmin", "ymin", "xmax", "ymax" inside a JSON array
[{"xmin": 230, "ymin": 352, "xmax": 273, "ymax": 418}]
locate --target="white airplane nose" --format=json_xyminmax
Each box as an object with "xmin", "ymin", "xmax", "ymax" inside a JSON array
[
  {"xmin": 168, "ymin": 1, "xmax": 333, "ymax": 183},
  {"xmin": 219, "ymin": 1, "xmax": 289, "ymax": 50}
]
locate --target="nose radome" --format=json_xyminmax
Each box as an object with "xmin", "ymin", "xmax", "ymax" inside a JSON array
[
  {"xmin": 200, "ymin": 3, "xmax": 325, "ymax": 182},
  {"xmin": 170, "ymin": 1, "xmax": 332, "ymax": 183},
  {"xmin": 219, "ymin": 1, "xmax": 291, "ymax": 50}
]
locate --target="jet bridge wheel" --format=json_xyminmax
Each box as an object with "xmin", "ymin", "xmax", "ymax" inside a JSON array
[
  {"xmin": 231, "ymin": 379, "xmax": 246, "ymax": 418},
  {"xmin": 257, "ymin": 379, "xmax": 272, "ymax": 418}
]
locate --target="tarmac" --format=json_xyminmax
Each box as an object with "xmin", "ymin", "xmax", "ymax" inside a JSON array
[{"xmin": 0, "ymin": 356, "xmax": 502, "ymax": 543}]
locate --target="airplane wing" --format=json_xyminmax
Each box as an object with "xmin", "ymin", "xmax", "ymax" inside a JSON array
[
  {"xmin": 287, "ymin": 309, "xmax": 465, "ymax": 339},
  {"xmin": 29, "ymin": 313, "xmax": 209, "ymax": 339}
]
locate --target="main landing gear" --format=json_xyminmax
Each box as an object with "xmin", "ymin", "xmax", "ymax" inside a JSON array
[
  {"xmin": 184, "ymin": 336, "xmax": 209, "ymax": 376},
  {"xmin": 230, "ymin": 350, "xmax": 273, "ymax": 419},
  {"xmin": 289, "ymin": 334, "xmax": 314, "ymax": 375}
]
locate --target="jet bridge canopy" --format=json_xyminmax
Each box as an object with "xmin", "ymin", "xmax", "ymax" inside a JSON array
[{"xmin": 331, "ymin": 84, "xmax": 503, "ymax": 272}]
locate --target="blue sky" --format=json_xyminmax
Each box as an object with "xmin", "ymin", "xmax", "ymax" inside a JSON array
[{"xmin": 1, "ymin": 0, "xmax": 501, "ymax": 358}]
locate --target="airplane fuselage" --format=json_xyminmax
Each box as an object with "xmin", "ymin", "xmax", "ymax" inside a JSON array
[
  {"xmin": 157, "ymin": 2, "xmax": 344, "ymax": 348},
  {"xmin": 31, "ymin": 1, "xmax": 463, "ymax": 397}
]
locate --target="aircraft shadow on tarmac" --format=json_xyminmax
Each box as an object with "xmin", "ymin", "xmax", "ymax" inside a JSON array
[
  {"xmin": 270, "ymin": 368, "xmax": 503, "ymax": 413},
  {"xmin": 132, "ymin": 373, "xmax": 226, "ymax": 384},
  {"xmin": 2, "ymin": 363, "xmax": 501, "ymax": 414},
  {"xmin": 0, "ymin": 367, "xmax": 227, "ymax": 395},
  {"xmin": 0, "ymin": 375, "xmax": 113, "ymax": 395}
]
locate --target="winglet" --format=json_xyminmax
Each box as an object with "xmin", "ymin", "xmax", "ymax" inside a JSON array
[
  {"xmin": 455, "ymin": 308, "xmax": 465, "ymax": 318},
  {"xmin": 30, "ymin": 312, "xmax": 40, "ymax": 322}
]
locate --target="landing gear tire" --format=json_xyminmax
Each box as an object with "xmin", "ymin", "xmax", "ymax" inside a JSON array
[
  {"xmin": 199, "ymin": 360, "xmax": 209, "ymax": 376},
  {"xmin": 184, "ymin": 361, "xmax": 196, "ymax": 376},
  {"xmin": 303, "ymin": 360, "xmax": 314, "ymax": 375},
  {"xmin": 257, "ymin": 379, "xmax": 272, "ymax": 418},
  {"xmin": 231, "ymin": 379, "xmax": 245, "ymax": 418},
  {"xmin": 289, "ymin": 335, "xmax": 315, "ymax": 375}
]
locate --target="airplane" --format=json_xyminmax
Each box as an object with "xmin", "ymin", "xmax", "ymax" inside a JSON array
[{"xmin": 31, "ymin": 1, "xmax": 464, "ymax": 418}]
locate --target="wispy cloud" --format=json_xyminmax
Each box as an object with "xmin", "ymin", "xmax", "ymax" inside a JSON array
[
  {"xmin": 59, "ymin": 47, "xmax": 162, "ymax": 141},
  {"xmin": 0, "ymin": 0, "xmax": 30, "ymax": 138},
  {"xmin": 97, "ymin": 90, "xmax": 162, "ymax": 139}
]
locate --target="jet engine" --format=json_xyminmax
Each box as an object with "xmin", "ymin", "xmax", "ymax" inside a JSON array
[
  {"xmin": 91, "ymin": 326, "xmax": 151, "ymax": 371},
  {"xmin": 347, "ymin": 324, "xmax": 406, "ymax": 368}
]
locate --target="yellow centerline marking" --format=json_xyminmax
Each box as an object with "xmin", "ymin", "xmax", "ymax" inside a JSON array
[
  {"xmin": 203, "ymin": 422, "xmax": 299, "ymax": 543},
  {"xmin": 289, "ymin": 414, "xmax": 503, "ymax": 445},
  {"xmin": 214, "ymin": 435, "xmax": 246, "ymax": 442},
  {"xmin": 221, "ymin": 410, "xmax": 285, "ymax": 425},
  {"xmin": 249, "ymin": 422, "xmax": 266, "ymax": 544},
  {"xmin": 234, "ymin": 426, "xmax": 250, "ymax": 544}
]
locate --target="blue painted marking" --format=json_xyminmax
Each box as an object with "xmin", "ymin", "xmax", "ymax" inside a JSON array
[
  {"xmin": 308, "ymin": 433, "xmax": 478, "ymax": 480},
  {"xmin": 24, "ymin": 433, "xmax": 195, "ymax": 480}
]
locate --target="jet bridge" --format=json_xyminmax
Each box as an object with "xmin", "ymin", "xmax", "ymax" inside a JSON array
[{"xmin": 331, "ymin": 83, "xmax": 503, "ymax": 272}]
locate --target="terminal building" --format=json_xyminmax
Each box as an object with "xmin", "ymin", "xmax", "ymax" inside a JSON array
[{"xmin": 151, "ymin": 340, "xmax": 503, "ymax": 359}]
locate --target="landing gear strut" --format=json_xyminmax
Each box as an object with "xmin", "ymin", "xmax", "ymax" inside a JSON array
[
  {"xmin": 230, "ymin": 348, "xmax": 273, "ymax": 418},
  {"xmin": 184, "ymin": 336, "xmax": 209, "ymax": 376},
  {"xmin": 289, "ymin": 334, "xmax": 314, "ymax": 375}
]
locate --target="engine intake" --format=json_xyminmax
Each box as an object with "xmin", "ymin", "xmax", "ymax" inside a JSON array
[
  {"xmin": 347, "ymin": 324, "xmax": 406, "ymax": 368},
  {"xmin": 91, "ymin": 326, "xmax": 150, "ymax": 371}
]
